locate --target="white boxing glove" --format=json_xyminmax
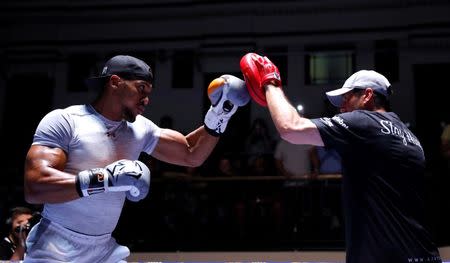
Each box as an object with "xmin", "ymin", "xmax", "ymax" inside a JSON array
[
  {"xmin": 204, "ymin": 74, "xmax": 251, "ymax": 136},
  {"xmin": 76, "ymin": 159, "xmax": 151, "ymax": 202}
]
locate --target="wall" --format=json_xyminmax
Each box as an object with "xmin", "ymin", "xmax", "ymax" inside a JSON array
[
  {"xmin": 1, "ymin": 1, "xmax": 450, "ymax": 134},
  {"xmin": 1, "ymin": 0, "xmax": 450, "ymax": 182}
]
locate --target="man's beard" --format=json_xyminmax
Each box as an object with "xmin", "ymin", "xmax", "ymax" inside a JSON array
[{"xmin": 123, "ymin": 107, "xmax": 136, "ymax": 122}]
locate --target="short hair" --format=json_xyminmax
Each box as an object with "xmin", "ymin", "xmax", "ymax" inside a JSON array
[
  {"xmin": 373, "ymin": 92, "xmax": 391, "ymax": 111},
  {"xmin": 10, "ymin": 206, "xmax": 32, "ymax": 220},
  {"xmin": 6, "ymin": 206, "xmax": 32, "ymax": 226},
  {"xmin": 354, "ymin": 88, "xmax": 391, "ymax": 111}
]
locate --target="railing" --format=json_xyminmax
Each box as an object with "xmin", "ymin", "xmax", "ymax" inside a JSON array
[
  {"xmin": 155, "ymin": 173, "xmax": 342, "ymax": 181},
  {"xmin": 116, "ymin": 173, "xmax": 345, "ymax": 252}
]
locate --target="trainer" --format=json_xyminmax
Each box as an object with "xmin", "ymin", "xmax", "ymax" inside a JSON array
[{"xmin": 240, "ymin": 53, "xmax": 442, "ymax": 263}]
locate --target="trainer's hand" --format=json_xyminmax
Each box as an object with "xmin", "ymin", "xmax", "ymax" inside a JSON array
[
  {"xmin": 240, "ymin": 53, "xmax": 282, "ymax": 107},
  {"xmin": 76, "ymin": 159, "xmax": 150, "ymax": 202},
  {"xmin": 204, "ymin": 74, "xmax": 250, "ymax": 136}
]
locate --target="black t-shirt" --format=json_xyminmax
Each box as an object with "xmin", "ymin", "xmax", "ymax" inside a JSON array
[
  {"xmin": 0, "ymin": 237, "xmax": 15, "ymax": 260},
  {"xmin": 311, "ymin": 110, "xmax": 441, "ymax": 263}
]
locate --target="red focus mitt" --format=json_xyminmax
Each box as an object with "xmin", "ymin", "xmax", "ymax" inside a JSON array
[{"xmin": 239, "ymin": 53, "xmax": 282, "ymax": 107}]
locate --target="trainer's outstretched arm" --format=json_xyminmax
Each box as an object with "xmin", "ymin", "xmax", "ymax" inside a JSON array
[
  {"xmin": 265, "ymin": 84, "xmax": 323, "ymax": 146},
  {"xmin": 239, "ymin": 52, "xmax": 323, "ymax": 146}
]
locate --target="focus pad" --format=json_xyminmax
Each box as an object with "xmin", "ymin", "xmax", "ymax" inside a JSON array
[{"xmin": 240, "ymin": 53, "xmax": 267, "ymax": 107}]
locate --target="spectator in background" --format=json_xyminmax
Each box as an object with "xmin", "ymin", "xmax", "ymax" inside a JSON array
[
  {"xmin": 184, "ymin": 166, "xmax": 201, "ymax": 177},
  {"xmin": 441, "ymin": 122, "xmax": 450, "ymax": 173},
  {"xmin": 245, "ymin": 118, "xmax": 276, "ymax": 159},
  {"xmin": 309, "ymin": 145, "xmax": 343, "ymax": 233},
  {"xmin": 308, "ymin": 98, "xmax": 342, "ymax": 177},
  {"xmin": 216, "ymin": 153, "xmax": 240, "ymax": 177},
  {"xmin": 244, "ymin": 118, "xmax": 276, "ymax": 176},
  {"xmin": 274, "ymin": 139, "xmax": 312, "ymax": 178},
  {"xmin": 245, "ymin": 124, "xmax": 277, "ymax": 238},
  {"xmin": 439, "ymin": 122, "xmax": 450, "ymax": 226},
  {"xmin": 273, "ymin": 105, "xmax": 315, "ymax": 235},
  {"xmin": 309, "ymin": 145, "xmax": 342, "ymax": 177},
  {"xmin": 274, "ymin": 104, "xmax": 312, "ymax": 178},
  {"xmin": 0, "ymin": 207, "xmax": 33, "ymax": 261},
  {"xmin": 314, "ymin": 97, "xmax": 343, "ymax": 235}
]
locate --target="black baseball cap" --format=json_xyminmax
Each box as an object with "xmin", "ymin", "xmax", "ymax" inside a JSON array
[{"xmin": 85, "ymin": 55, "xmax": 153, "ymax": 90}]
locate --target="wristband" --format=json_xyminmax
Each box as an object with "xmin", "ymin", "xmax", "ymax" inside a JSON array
[{"xmin": 76, "ymin": 168, "xmax": 108, "ymax": 197}]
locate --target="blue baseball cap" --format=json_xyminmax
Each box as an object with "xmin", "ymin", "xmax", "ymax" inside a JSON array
[{"xmin": 326, "ymin": 70, "xmax": 391, "ymax": 107}]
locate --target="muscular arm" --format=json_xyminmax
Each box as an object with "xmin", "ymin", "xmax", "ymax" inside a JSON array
[
  {"xmin": 265, "ymin": 84, "xmax": 324, "ymax": 146},
  {"xmin": 151, "ymin": 126, "xmax": 219, "ymax": 167},
  {"xmin": 151, "ymin": 74, "xmax": 248, "ymax": 167},
  {"xmin": 24, "ymin": 145, "xmax": 80, "ymax": 204}
]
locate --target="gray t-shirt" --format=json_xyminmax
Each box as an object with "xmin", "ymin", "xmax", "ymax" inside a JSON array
[{"xmin": 32, "ymin": 104, "xmax": 160, "ymax": 235}]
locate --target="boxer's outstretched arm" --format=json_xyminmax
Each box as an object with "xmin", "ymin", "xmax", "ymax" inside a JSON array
[
  {"xmin": 151, "ymin": 126, "xmax": 218, "ymax": 168},
  {"xmin": 151, "ymin": 74, "xmax": 250, "ymax": 167}
]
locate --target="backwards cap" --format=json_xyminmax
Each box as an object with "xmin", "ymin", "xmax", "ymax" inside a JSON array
[
  {"xmin": 326, "ymin": 70, "xmax": 391, "ymax": 107},
  {"xmin": 85, "ymin": 55, "xmax": 153, "ymax": 90}
]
